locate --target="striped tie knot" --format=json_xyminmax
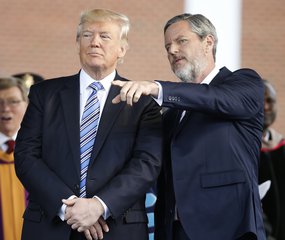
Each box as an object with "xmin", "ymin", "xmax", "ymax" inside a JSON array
[{"xmin": 89, "ymin": 81, "xmax": 103, "ymax": 92}]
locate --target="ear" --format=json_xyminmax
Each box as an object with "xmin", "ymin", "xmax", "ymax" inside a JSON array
[
  {"xmin": 204, "ymin": 34, "xmax": 214, "ymax": 53},
  {"xmin": 76, "ymin": 38, "xmax": 82, "ymax": 54},
  {"xmin": 118, "ymin": 44, "xmax": 128, "ymax": 58}
]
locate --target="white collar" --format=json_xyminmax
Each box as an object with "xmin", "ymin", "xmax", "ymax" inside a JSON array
[
  {"xmin": 79, "ymin": 69, "xmax": 115, "ymax": 94},
  {"xmin": 201, "ymin": 66, "xmax": 219, "ymax": 85},
  {"xmin": 0, "ymin": 132, "xmax": 16, "ymax": 146}
]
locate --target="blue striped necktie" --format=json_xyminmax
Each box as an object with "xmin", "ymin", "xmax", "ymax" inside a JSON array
[{"xmin": 79, "ymin": 81, "xmax": 103, "ymax": 198}]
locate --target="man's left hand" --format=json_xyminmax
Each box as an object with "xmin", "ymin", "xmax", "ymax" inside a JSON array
[{"xmin": 63, "ymin": 197, "xmax": 104, "ymax": 232}]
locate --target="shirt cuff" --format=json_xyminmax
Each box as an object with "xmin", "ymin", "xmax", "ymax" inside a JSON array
[
  {"xmin": 153, "ymin": 81, "xmax": 163, "ymax": 106},
  {"xmin": 94, "ymin": 196, "xmax": 110, "ymax": 220},
  {"xmin": 58, "ymin": 195, "xmax": 77, "ymax": 221}
]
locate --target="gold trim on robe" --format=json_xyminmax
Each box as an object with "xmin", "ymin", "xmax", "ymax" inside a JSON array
[{"xmin": 0, "ymin": 150, "xmax": 25, "ymax": 240}]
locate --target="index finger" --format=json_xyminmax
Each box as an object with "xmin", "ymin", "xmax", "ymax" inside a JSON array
[{"xmin": 112, "ymin": 80, "xmax": 125, "ymax": 87}]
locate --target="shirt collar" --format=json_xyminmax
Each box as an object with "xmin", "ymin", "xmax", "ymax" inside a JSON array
[
  {"xmin": 80, "ymin": 69, "xmax": 115, "ymax": 94},
  {"xmin": 201, "ymin": 66, "xmax": 219, "ymax": 85},
  {"xmin": 0, "ymin": 132, "xmax": 16, "ymax": 146}
]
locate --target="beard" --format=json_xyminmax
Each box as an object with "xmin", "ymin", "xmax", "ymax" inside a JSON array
[
  {"xmin": 172, "ymin": 58, "xmax": 204, "ymax": 83},
  {"xmin": 174, "ymin": 63, "xmax": 196, "ymax": 83}
]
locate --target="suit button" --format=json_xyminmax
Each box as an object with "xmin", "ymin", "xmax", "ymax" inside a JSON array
[{"xmin": 74, "ymin": 184, "xmax": 79, "ymax": 190}]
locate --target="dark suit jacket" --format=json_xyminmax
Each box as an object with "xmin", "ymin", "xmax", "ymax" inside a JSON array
[
  {"xmin": 154, "ymin": 67, "xmax": 266, "ymax": 240},
  {"xmin": 14, "ymin": 72, "xmax": 162, "ymax": 240},
  {"xmin": 259, "ymin": 141, "xmax": 285, "ymax": 240}
]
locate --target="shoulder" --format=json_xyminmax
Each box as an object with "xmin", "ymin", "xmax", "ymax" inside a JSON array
[
  {"xmin": 233, "ymin": 68, "xmax": 261, "ymax": 79},
  {"xmin": 218, "ymin": 67, "xmax": 261, "ymax": 81},
  {"xmin": 215, "ymin": 67, "xmax": 263, "ymax": 91},
  {"xmin": 29, "ymin": 74, "xmax": 79, "ymax": 93}
]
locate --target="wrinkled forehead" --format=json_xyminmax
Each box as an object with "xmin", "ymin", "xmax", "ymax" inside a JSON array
[
  {"xmin": 164, "ymin": 21, "xmax": 193, "ymax": 40},
  {"xmin": 81, "ymin": 20, "xmax": 119, "ymax": 30}
]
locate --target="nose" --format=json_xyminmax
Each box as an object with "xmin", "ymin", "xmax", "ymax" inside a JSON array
[
  {"xmin": 167, "ymin": 43, "xmax": 179, "ymax": 55},
  {"xmin": 90, "ymin": 35, "xmax": 100, "ymax": 47},
  {"xmin": 0, "ymin": 102, "xmax": 10, "ymax": 111}
]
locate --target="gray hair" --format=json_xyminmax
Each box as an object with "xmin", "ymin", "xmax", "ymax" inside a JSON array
[{"xmin": 164, "ymin": 13, "xmax": 218, "ymax": 61}]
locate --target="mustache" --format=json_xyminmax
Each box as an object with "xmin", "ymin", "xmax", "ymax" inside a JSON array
[{"xmin": 171, "ymin": 55, "xmax": 185, "ymax": 64}]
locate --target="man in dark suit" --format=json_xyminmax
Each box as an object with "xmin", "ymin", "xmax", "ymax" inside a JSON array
[
  {"xmin": 259, "ymin": 79, "xmax": 285, "ymax": 240},
  {"xmin": 112, "ymin": 13, "xmax": 266, "ymax": 240},
  {"xmin": 14, "ymin": 9, "xmax": 162, "ymax": 240}
]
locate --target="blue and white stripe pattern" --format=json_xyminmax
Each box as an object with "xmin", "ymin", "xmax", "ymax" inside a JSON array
[{"xmin": 79, "ymin": 81, "xmax": 103, "ymax": 198}]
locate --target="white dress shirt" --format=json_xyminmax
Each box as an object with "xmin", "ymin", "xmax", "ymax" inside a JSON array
[
  {"xmin": 79, "ymin": 69, "xmax": 114, "ymax": 122},
  {"xmin": 59, "ymin": 69, "xmax": 115, "ymax": 221}
]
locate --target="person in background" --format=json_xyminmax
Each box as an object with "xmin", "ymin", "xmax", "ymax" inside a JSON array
[
  {"xmin": 259, "ymin": 79, "xmax": 285, "ymax": 240},
  {"xmin": 112, "ymin": 13, "xmax": 266, "ymax": 240},
  {"xmin": 14, "ymin": 8, "xmax": 162, "ymax": 240},
  {"xmin": 0, "ymin": 77, "xmax": 28, "ymax": 240},
  {"xmin": 13, "ymin": 72, "xmax": 44, "ymax": 91}
]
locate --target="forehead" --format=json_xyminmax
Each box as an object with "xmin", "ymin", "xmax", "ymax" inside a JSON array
[
  {"xmin": 82, "ymin": 21, "xmax": 121, "ymax": 34},
  {"xmin": 164, "ymin": 20, "xmax": 193, "ymax": 40},
  {"xmin": 0, "ymin": 86, "xmax": 22, "ymax": 98}
]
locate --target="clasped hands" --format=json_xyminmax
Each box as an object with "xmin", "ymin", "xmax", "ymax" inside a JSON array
[{"xmin": 63, "ymin": 197, "xmax": 109, "ymax": 240}]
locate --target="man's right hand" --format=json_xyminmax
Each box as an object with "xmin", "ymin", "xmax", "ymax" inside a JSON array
[
  {"xmin": 64, "ymin": 199, "xmax": 109, "ymax": 239},
  {"xmin": 84, "ymin": 217, "xmax": 109, "ymax": 240},
  {"xmin": 112, "ymin": 80, "xmax": 159, "ymax": 106}
]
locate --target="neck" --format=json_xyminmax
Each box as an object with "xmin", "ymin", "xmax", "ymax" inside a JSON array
[
  {"xmin": 196, "ymin": 64, "xmax": 215, "ymax": 84},
  {"xmin": 1, "ymin": 131, "xmax": 16, "ymax": 138},
  {"xmin": 83, "ymin": 67, "xmax": 115, "ymax": 80}
]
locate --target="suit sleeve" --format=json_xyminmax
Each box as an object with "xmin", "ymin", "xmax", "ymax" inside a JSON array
[
  {"xmin": 158, "ymin": 69, "xmax": 263, "ymax": 120},
  {"xmin": 14, "ymin": 84, "xmax": 74, "ymax": 220},
  {"xmin": 96, "ymin": 99, "xmax": 162, "ymax": 218}
]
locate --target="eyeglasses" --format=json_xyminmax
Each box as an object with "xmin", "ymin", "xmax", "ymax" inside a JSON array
[{"xmin": 0, "ymin": 99, "xmax": 24, "ymax": 108}]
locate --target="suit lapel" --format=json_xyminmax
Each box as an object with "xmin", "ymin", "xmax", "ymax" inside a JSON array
[
  {"xmin": 210, "ymin": 67, "xmax": 232, "ymax": 85},
  {"xmin": 60, "ymin": 75, "xmax": 81, "ymax": 178},
  {"xmin": 173, "ymin": 67, "xmax": 233, "ymax": 136},
  {"xmin": 172, "ymin": 109, "xmax": 190, "ymax": 137},
  {"xmin": 89, "ymin": 77, "xmax": 126, "ymax": 165}
]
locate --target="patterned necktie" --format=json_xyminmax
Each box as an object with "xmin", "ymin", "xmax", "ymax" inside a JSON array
[
  {"xmin": 5, "ymin": 140, "xmax": 15, "ymax": 154},
  {"xmin": 79, "ymin": 81, "xmax": 103, "ymax": 198}
]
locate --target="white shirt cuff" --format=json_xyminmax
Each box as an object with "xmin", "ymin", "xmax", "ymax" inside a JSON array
[
  {"xmin": 153, "ymin": 81, "xmax": 163, "ymax": 106},
  {"xmin": 58, "ymin": 195, "xmax": 77, "ymax": 221},
  {"xmin": 94, "ymin": 196, "xmax": 110, "ymax": 220}
]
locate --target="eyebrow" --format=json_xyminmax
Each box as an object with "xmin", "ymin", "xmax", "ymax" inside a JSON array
[
  {"xmin": 82, "ymin": 30, "xmax": 111, "ymax": 34},
  {"xmin": 165, "ymin": 35, "xmax": 188, "ymax": 47}
]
